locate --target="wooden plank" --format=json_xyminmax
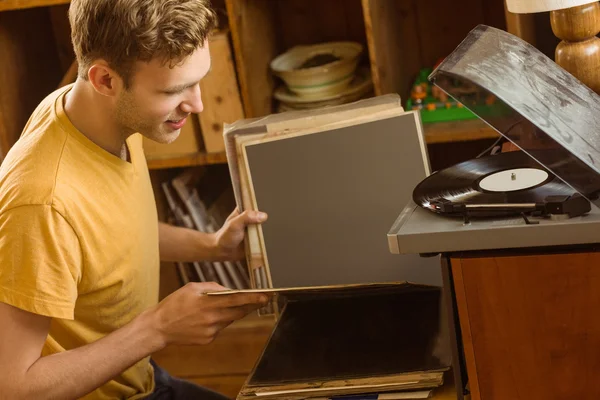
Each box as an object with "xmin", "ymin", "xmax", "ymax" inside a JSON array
[
  {"xmin": 0, "ymin": 0, "xmax": 69, "ymax": 12},
  {"xmin": 503, "ymin": 1, "xmax": 537, "ymax": 45},
  {"xmin": 57, "ymin": 60, "xmax": 78, "ymax": 89},
  {"xmin": 48, "ymin": 3, "xmax": 74, "ymax": 73},
  {"xmin": 225, "ymin": 0, "xmax": 278, "ymax": 117},
  {"xmin": 449, "ymin": 258, "xmax": 481, "ymax": 400},
  {"xmin": 482, "ymin": 0, "xmax": 508, "ymax": 31},
  {"xmin": 146, "ymin": 151, "xmax": 227, "ymax": 170},
  {"xmin": 159, "ymin": 262, "xmax": 183, "ymax": 300},
  {"xmin": 188, "ymin": 375, "xmax": 249, "ymax": 399},
  {"xmin": 274, "ymin": 0, "xmax": 365, "ymax": 49},
  {"xmin": 0, "ymin": 7, "xmax": 63, "ymax": 159},
  {"xmin": 362, "ymin": 0, "xmax": 422, "ymax": 100},
  {"xmin": 199, "ymin": 31, "xmax": 245, "ymax": 153},
  {"xmin": 423, "ymin": 119, "xmax": 499, "ymax": 144},
  {"xmin": 415, "ymin": 0, "xmax": 485, "ymax": 68},
  {"xmin": 151, "ymin": 318, "xmax": 274, "ymax": 377},
  {"xmin": 458, "ymin": 251, "xmax": 600, "ymax": 399}
]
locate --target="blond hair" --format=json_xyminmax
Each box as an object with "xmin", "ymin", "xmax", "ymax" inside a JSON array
[{"xmin": 69, "ymin": 0, "xmax": 217, "ymax": 87}]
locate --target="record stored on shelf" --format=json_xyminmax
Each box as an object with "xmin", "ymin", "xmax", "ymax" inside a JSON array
[{"xmin": 414, "ymin": 151, "xmax": 591, "ymax": 220}]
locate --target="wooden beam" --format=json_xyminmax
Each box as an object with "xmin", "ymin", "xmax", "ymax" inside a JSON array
[
  {"xmin": 146, "ymin": 151, "xmax": 228, "ymax": 170},
  {"xmin": 58, "ymin": 59, "xmax": 78, "ymax": 88},
  {"xmin": 504, "ymin": 0, "xmax": 537, "ymax": 45},
  {"xmin": 424, "ymin": 119, "xmax": 499, "ymax": 144},
  {"xmin": 0, "ymin": 0, "xmax": 70, "ymax": 12}
]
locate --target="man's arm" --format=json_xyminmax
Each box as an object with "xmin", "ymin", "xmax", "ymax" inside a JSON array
[
  {"xmin": 158, "ymin": 222, "xmax": 219, "ymax": 262},
  {"xmin": 0, "ymin": 282, "xmax": 269, "ymax": 400},
  {"xmin": 159, "ymin": 209, "xmax": 267, "ymax": 263}
]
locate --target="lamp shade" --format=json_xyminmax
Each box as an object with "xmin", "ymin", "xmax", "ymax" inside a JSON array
[{"xmin": 506, "ymin": 0, "xmax": 597, "ymax": 13}]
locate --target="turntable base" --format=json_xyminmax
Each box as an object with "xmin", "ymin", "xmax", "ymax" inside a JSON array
[{"xmin": 442, "ymin": 246, "xmax": 600, "ymax": 400}]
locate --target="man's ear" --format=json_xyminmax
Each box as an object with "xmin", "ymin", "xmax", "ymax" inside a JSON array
[{"xmin": 87, "ymin": 60, "xmax": 124, "ymax": 97}]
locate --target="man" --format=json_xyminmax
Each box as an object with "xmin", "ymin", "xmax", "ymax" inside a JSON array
[{"xmin": 0, "ymin": 0, "xmax": 269, "ymax": 399}]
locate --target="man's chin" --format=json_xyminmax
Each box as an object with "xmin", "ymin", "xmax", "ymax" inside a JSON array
[{"xmin": 144, "ymin": 128, "xmax": 181, "ymax": 145}]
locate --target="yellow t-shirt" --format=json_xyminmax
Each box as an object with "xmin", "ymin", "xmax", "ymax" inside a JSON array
[{"xmin": 0, "ymin": 84, "xmax": 160, "ymax": 399}]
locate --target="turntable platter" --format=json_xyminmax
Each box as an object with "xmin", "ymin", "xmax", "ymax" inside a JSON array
[{"xmin": 413, "ymin": 151, "xmax": 578, "ymax": 217}]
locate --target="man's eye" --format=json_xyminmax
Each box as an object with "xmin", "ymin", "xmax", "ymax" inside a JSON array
[{"xmin": 164, "ymin": 89, "xmax": 185, "ymax": 95}]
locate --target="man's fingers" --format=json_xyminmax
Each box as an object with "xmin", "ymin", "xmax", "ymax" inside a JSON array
[
  {"xmin": 218, "ymin": 303, "xmax": 267, "ymax": 323},
  {"xmin": 220, "ymin": 292, "xmax": 271, "ymax": 308},
  {"xmin": 228, "ymin": 210, "xmax": 268, "ymax": 231},
  {"xmin": 189, "ymin": 281, "xmax": 228, "ymax": 294}
]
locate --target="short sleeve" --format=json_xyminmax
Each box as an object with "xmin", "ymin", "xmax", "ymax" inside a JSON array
[{"xmin": 0, "ymin": 205, "xmax": 82, "ymax": 319}]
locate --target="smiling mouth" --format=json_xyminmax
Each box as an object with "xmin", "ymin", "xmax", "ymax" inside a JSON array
[{"xmin": 167, "ymin": 113, "xmax": 190, "ymax": 123}]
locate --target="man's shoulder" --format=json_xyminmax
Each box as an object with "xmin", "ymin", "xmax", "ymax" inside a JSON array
[{"xmin": 0, "ymin": 85, "xmax": 73, "ymax": 213}]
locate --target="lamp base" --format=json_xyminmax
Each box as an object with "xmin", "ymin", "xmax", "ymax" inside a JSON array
[{"xmin": 550, "ymin": 2, "xmax": 600, "ymax": 94}]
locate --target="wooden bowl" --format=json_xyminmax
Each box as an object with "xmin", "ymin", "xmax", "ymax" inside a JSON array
[{"xmin": 270, "ymin": 42, "xmax": 363, "ymax": 99}]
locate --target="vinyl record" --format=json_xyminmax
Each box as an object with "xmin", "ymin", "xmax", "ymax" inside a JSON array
[{"xmin": 414, "ymin": 151, "xmax": 577, "ymax": 216}]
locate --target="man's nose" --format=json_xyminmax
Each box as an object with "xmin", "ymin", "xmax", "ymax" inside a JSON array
[{"xmin": 180, "ymin": 84, "xmax": 203, "ymax": 114}]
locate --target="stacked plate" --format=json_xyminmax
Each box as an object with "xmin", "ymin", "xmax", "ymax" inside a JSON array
[{"xmin": 270, "ymin": 42, "xmax": 374, "ymax": 112}]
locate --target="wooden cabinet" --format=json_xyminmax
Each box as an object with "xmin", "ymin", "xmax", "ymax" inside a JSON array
[
  {"xmin": 449, "ymin": 248, "xmax": 600, "ymax": 400},
  {"xmin": 226, "ymin": 0, "xmax": 507, "ymax": 116}
]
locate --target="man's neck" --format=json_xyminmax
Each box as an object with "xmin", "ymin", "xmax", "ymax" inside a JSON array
[{"xmin": 64, "ymin": 80, "xmax": 130, "ymax": 161}]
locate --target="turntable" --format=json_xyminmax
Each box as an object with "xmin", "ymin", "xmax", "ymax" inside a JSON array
[{"xmin": 388, "ymin": 25, "xmax": 600, "ymax": 400}]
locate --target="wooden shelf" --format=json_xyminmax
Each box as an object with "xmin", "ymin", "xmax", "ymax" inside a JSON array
[
  {"xmin": 146, "ymin": 151, "xmax": 227, "ymax": 170},
  {"xmin": 0, "ymin": 0, "xmax": 70, "ymax": 12},
  {"xmin": 424, "ymin": 119, "xmax": 499, "ymax": 144},
  {"xmin": 146, "ymin": 119, "xmax": 497, "ymax": 170}
]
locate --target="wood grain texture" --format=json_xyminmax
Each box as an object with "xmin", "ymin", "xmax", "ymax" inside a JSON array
[
  {"xmin": 449, "ymin": 259, "xmax": 480, "ymax": 400},
  {"xmin": 415, "ymin": 0, "xmax": 485, "ymax": 68},
  {"xmin": 423, "ymin": 119, "xmax": 499, "ymax": 144},
  {"xmin": 225, "ymin": 0, "xmax": 278, "ymax": 117},
  {"xmin": 274, "ymin": 0, "xmax": 365, "ymax": 50},
  {"xmin": 362, "ymin": 0, "xmax": 421, "ymax": 99},
  {"xmin": 362, "ymin": 0, "xmax": 508, "ymax": 101},
  {"xmin": 551, "ymin": 3, "xmax": 600, "ymax": 94},
  {"xmin": 199, "ymin": 31, "xmax": 244, "ymax": 153},
  {"xmin": 0, "ymin": 7, "xmax": 63, "ymax": 158},
  {"xmin": 550, "ymin": 2, "xmax": 600, "ymax": 40},
  {"xmin": 555, "ymin": 36, "xmax": 600, "ymax": 93},
  {"xmin": 48, "ymin": 4, "xmax": 73, "ymax": 73},
  {"xmin": 188, "ymin": 375, "xmax": 250, "ymax": 399},
  {"xmin": 504, "ymin": 3, "xmax": 537, "ymax": 45},
  {"xmin": 146, "ymin": 151, "xmax": 227, "ymax": 170},
  {"xmin": 0, "ymin": 0, "xmax": 69, "ymax": 12},
  {"xmin": 152, "ymin": 320, "xmax": 274, "ymax": 377},
  {"xmin": 452, "ymin": 250, "xmax": 600, "ymax": 400},
  {"xmin": 57, "ymin": 60, "xmax": 78, "ymax": 89}
]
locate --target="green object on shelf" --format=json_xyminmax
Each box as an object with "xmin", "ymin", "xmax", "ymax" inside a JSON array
[{"xmin": 406, "ymin": 67, "xmax": 490, "ymax": 124}]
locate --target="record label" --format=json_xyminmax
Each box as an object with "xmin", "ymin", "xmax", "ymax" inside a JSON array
[{"xmin": 478, "ymin": 168, "xmax": 549, "ymax": 192}]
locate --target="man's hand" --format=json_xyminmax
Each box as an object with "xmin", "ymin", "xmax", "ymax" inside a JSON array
[
  {"xmin": 0, "ymin": 282, "xmax": 270, "ymax": 400},
  {"xmin": 148, "ymin": 281, "xmax": 270, "ymax": 346},
  {"xmin": 214, "ymin": 208, "xmax": 268, "ymax": 261}
]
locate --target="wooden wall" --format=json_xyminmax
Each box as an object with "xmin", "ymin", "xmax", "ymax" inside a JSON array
[{"xmin": 0, "ymin": 7, "xmax": 66, "ymax": 159}]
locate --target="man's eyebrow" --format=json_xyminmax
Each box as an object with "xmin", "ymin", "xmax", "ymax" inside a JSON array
[
  {"xmin": 162, "ymin": 62, "xmax": 211, "ymax": 92},
  {"xmin": 163, "ymin": 81, "xmax": 199, "ymax": 93}
]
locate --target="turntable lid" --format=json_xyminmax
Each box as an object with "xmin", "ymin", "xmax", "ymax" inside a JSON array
[{"xmin": 429, "ymin": 25, "xmax": 600, "ymax": 208}]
